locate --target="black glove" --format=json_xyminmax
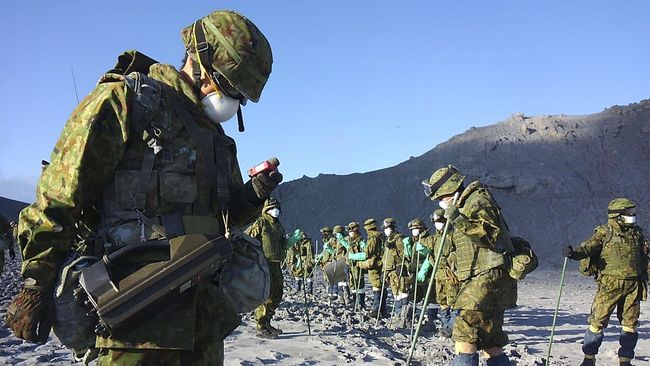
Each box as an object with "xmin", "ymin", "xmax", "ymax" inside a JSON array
[
  {"xmin": 562, "ymin": 245, "xmax": 575, "ymax": 259},
  {"xmin": 5, "ymin": 287, "xmax": 54, "ymax": 343},
  {"xmin": 251, "ymin": 170, "xmax": 283, "ymax": 200},
  {"xmin": 9, "ymin": 245, "xmax": 16, "ymax": 260}
]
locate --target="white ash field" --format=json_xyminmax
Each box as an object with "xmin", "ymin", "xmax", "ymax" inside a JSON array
[{"xmin": 1, "ymin": 259, "xmax": 648, "ymax": 365}]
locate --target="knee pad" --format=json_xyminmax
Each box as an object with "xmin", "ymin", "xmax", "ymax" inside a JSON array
[
  {"xmin": 618, "ymin": 331, "xmax": 639, "ymax": 360},
  {"xmin": 582, "ymin": 328, "xmax": 604, "ymax": 356},
  {"xmin": 451, "ymin": 353, "xmax": 479, "ymax": 366},
  {"xmin": 486, "ymin": 353, "xmax": 511, "ymax": 366}
]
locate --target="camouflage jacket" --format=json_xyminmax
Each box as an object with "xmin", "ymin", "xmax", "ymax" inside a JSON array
[
  {"xmin": 384, "ymin": 231, "xmax": 406, "ymax": 271},
  {"xmin": 573, "ymin": 219, "xmax": 649, "ymax": 280},
  {"xmin": 421, "ymin": 228, "xmax": 457, "ymax": 281},
  {"xmin": 451, "ymin": 181, "xmax": 514, "ymax": 281},
  {"xmin": 246, "ymin": 213, "xmax": 287, "ymax": 261},
  {"xmin": 365, "ymin": 229, "xmax": 384, "ymax": 271},
  {"xmin": 287, "ymin": 237, "xmax": 314, "ymax": 276},
  {"xmin": 18, "ymin": 60, "xmax": 262, "ymax": 350}
]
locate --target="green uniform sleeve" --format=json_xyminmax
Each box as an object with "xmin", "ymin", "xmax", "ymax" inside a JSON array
[
  {"xmin": 18, "ymin": 81, "xmax": 131, "ymax": 288},
  {"xmin": 572, "ymin": 226, "xmax": 607, "ymax": 260},
  {"xmin": 244, "ymin": 217, "xmax": 263, "ymax": 241},
  {"xmin": 336, "ymin": 233, "xmax": 351, "ymax": 250},
  {"xmin": 365, "ymin": 235, "xmax": 382, "ymax": 259}
]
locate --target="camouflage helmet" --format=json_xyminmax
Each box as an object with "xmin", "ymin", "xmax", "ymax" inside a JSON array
[
  {"xmin": 181, "ymin": 10, "xmax": 273, "ymax": 103},
  {"xmin": 423, "ymin": 165, "xmax": 465, "ymax": 200},
  {"xmin": 346, "ymin": 222, "xmax": 360, "ymax": 232},
  {"xmin": 408, "ymin": 218, "xmax": 426, "ymax": 230},
  {"xmin": 430, "ymin": 209, "xmax": 446, "ymax": 223},
  {"xmin": 363, "ymin": 218, "xmax": 377, "ymax": 230},
  {"xmin": 333, "ymin": 225, "xmax": 345, "ymax": 234},
  {"xmin": 263, "ymin": 197, "xmax": 281, "ymax": 211},
  {"xmin": 607, "ymin": 198, "xmax": 636, "ymax": 218},
  {"xmin": 9, "ymin": 221, "xmax": 17, "ymax": 228},
  {"xmin": 382, "ymin": 217, "xmax": 396, "ymax": 228},
  {"xmin": 320, "ymin": 226, "xmax": 332, "ymax": 235}
]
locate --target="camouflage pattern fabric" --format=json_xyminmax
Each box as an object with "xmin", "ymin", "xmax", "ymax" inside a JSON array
[
  {"xmin": 588, "ymin": 274, "xmax": 642, "ymax": 330},
  {"xmin": 453, "ymin": 268, "xmax": 516, "ymax": 311},
  {"xmin": 452, "ymin": 308, "xmax": 508, "ymax": 350},
  {"xmin": 572, "ymin": 220, "xmax": 647, "ymax": 280},
  {"xmin": 17, "ymin": 62, "xmax": 258, "ymax": 351},
  {"xmin": 286, "ymin": 237, "xmax": 314, "ymax": 277},
  {"xmin": 254, "ymin": 261, "xmax": 283, "ymax": 328},
  {"xmin": 245, "ymin": 214, "xmax": 287, "ymax": 261},
  {"xmin": 364, "ymin": 229, "xmax": 384, "ymax": 288},
  {"xmin": 386, "ymin": 269, "xmax": 407, "ymax": 296},
  {"xmin": 346, "ymin": 234, "xmax": 365, "ymax": 289},
  {"xmin": 452, "ymin": 182, "xmax": 514, "ymax": 281}
]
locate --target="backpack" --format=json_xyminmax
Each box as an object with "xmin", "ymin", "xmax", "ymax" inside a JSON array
[
  {"xmin": 579, "ymin": 225, "xmax": 613, "ymax": 277},
  {"xmin": 506, "ymin": 236, "xmax": 539, "ymax": 280}
]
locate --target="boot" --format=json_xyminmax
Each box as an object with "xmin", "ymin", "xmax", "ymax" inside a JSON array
[
  {"xmin": 399, "ymin": 298, "xmax": 412, "ymax": 329},
  {"xmin": 256, "ymin": 327, "xmax": 278, "ymax": 339},
  {"xmin": 485, "ymin": 353, "xmax": 511, "ymax": 366},
  {"xmin": 379, "ymin": 289, "xmax": 388, "ymax": 318},
  {"xmin": 369, "ymin": 291, "xmax": 381, "ymax": 318},
  {"xmin": 267, "ymin": 323, "xmax": 283, "ymax": 336},
  {"xmin": 343, "ymin": 285, "xmax": 353, "ymax": 306},
  {"xmin": 438, "ymin": 307, "xmax": 452, "ymax": 338},
  {"xmin": 451, "ymin": 353, "xmax": 479, "ymax": 366},
  {"xmin": 582, "ymin": 328, "xmax": 604, "ymax": 358},
  {"xmin": 421, "ymin": 306, "xmax": 437, "ymax": 332},
  {"xmin": 355, "ymin": 291, "xmax": 366, "ymax": 311},
  {"xmin": 328, "ymin": 284, "xmax": 339, "ymax": 305},
  {"xmin": 294, "ymin": 278, "xmax": 303, "ymax": 292},
  {"xmin": 618, "ymin": 330, "xmax": 638, "ymax": 364},
  {"xmin": 579, "ymin": 358, "xmax": 595, "ymax": 366},
  {"xmin": 306, "ymin": 278, "xmax": 313, "ymax": 295},
  {"xmin": 337, "ymin": 285, "xmax": 346, "ymax": 305}
]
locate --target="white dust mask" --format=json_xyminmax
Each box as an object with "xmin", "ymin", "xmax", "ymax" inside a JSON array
[
  {"xmin": 384, "ymin": 228, "xmax": 393, "ymax": 236},
  {"xmin": 622, "ymin": 215, "xmax": 636, "ymax": 224},
  {"xmin": 438, "ymin": 201, "xmax": 449, "ymax": 210},
  {"xmin": 268, "ymin": 208, "xmax": 281, "ymax": 218},
  {"xmin": 411, "ymin": 229, "xmax": 420, "ymax": 237},
  {"xmin": 434, "ymin": 222, "xmax": 445, "ymax": 231},
  {"xmin": 201, "ymin": 92, "xmax": 239, "ymax": 123}
]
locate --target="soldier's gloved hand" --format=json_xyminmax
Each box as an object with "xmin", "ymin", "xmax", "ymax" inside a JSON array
[
  {"xmin": 251, "ymin": 170, "xmax": 283, "ymax": 200},
  {"xmin": 444, "ymin": 204, "xmax": 460, "ymax": 222},
  {"xmin": 562, "ymin": 245, "xmax": 575, "ymax": 259},
  {"xmin": 417, "ymin": 260, "xmax": 432, "ymax": 282},
  {"xmin": 335, "ymin": 232, "xmax": 343, "ymax": 240},
  {"xmin": 5, "ymin": 287, "xmax": 54, "ymax": 343},
  {"xmin": 415, "ymin": 242, "xmax": 431, "ymax": 256}
]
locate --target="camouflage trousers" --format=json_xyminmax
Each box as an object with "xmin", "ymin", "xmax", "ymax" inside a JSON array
[
  {"xmin": 349, "ymin": 265, "xmax": 365, "ymax": 291},
  {"xmin": 452, "ymin": 308, "xmax": 508, "ymax": 350},
  {"xmin": 386, "ymin": 268, "xmax": 408, "ymax": 296},
  {"xmin": 435, "ymin": 276, "xmax": 459, "ymax": 307},
  {"xmin": 588, "ymin": 274, "xmax": 643, "ymax": 330},
  {"xmin": 255, "ymin": 261, "xmax": 283, "ymax": 328},
  {"xmin": 368, "ymin": 269, "xmax": 382, "ymax": 289},
  {"xmin": 97, "ymin": 345, "xmax": 223, "ymax": 366}
]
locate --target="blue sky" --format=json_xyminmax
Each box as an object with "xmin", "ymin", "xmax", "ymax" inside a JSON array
[{"xmin": 1, "ymin": 1, "xmax": 649, "ymax": 202}]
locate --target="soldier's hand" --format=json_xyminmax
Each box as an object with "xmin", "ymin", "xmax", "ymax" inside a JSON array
[
  {"xmin": 251, "ymin": 170, "xmax": 283, "ymax": 200},
  {"xmin": 5, "ymin": 287, "xmax": 54, "ymax": 343},
  {"xmin": 444, "ymin": 204, "xmax": 460, "ymax": 221},
  {"xmin": 562, "ymin": 245, "xmax": 575, "ymax": 259}
]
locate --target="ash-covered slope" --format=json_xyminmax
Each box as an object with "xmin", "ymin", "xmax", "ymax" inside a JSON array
[{"xmin": 275, "ymin": 100, "xmax": 650, "ymax": 267}]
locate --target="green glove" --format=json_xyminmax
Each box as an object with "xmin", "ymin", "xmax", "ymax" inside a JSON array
[
  {"xmin": 337, "ymin": 234, "xmax": 350, "ymax": 250},
  {"xmin": 417, "ymin": 259, "xmax": 432, "ymax": 282},
  {"xmin": 403, "ymin": 237, "xmax": 413, "ymax": 258},
  {"xmin": 359, "ymin": 240, "xmax": 367, "ymax": 250},
  {"xmin": 445, "ymin": 204, "xmax": 460, "ymax": 222},
  {"xmin": 348, "ymin": 252, "xmax": 367, "ymax": 261},
  {"xmin": 286, "ymin": 229, "xmax": 301, "ymax": 248},
  {"xmin": 415, "ymin": 242, "xmax": 431, "ymax": 256}
]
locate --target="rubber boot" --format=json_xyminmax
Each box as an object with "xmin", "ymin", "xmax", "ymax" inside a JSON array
[
  {"xmin": 485, "ymin": 353, "xmax": 512, "ymax": 366},
  {"xmin": 582, "ymin": 328, "xmax": 604, "ymax": 358},
  {"xmin": 344, "ymin": 285, "xmax": 353, "ymax": 305},
  {"xmin": 399, "ymin": 298, "xmax": 412, "ymax": 329},
  {"xmin": 295, "ymin": 278, "xmax": 303, "ymax": 292},
  {"xmin": 451, "ymin": 353, "xmax": 479, "ymax": 366},
  {"xmin": 337, "ymin": 285, "xmax": 346, "ymax": 305},
  {"xmin": 370, "ymin": 291, "xmax": 381, "ymax": 318},
  {"xmin": 421, "ymin": 306, "xmax": 438, "ymax": 332},
  {"xmin": 379, "ymin": 289, "xmax": 388, "ymax": 318},
  {"xmin": 267, "ymin": 322, "xmax": 283, "ymax": 336},
  {"xmin": 306, "ymin": 278, "xmax": 313, "ymax": 295},
  {"xmin": 579, "ymin": 357, "xmax": 595, "ymax": 366},
  {"xmin": 618, "ymin": 331, "xmax": 638, "ymax": 365},
  {"xmin": 357, "ymin": 292, "xmax": 366, "ymax": 311},
  {"xmin": 438, "ymin": 307, "xmax": 452, "ymax": 338}
]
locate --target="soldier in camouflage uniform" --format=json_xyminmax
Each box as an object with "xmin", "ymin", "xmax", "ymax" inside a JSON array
[
  {"xmin": 316, "ymin": 225, "xmax": 344, "ymax": 303},
  {"xmin": 339, "ymin": 222, "xmax": 366, "ymax": 309},
  {"xmin": 348, "ymin": 219, "xmax": 387, "ymax": 318},
  {"xmin": 0, "ymin": 215, "xmax": 17, "ymax": 273},
  {"xmin": 382, "ymin": 218, "xmax": 410, "ymax": 328},
  {"xmin": 407, "ymin": 217, "xmax": 438, "ymax": 332},
  {"xmin": 246, "ymin": 198, "xmax": 293, "ymax": 339},
  {"xmin": 5, "ymin": 10, "xmax": 281, "ymax": 365},
  {"xmin": 421, "ymin": 209, "xmax": 460, "ymax": 338},
  {"xmin": 563, "ymin": 198, "xmax": 650, "ymax": 366},
  {"xmin": 423, "ymin": 165, "xmax": 517, "ymax": 366},
  {"xmin": 286, "ymin": 230, "xmax": 315, "ymax": 295}
]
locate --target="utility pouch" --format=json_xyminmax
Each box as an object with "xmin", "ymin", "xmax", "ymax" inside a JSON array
[
  {"xmin": 505, "ymin": 236, "xmax": 539, "ymax": 280},
  {"xmin": 79, "ymin": 235, "xmax": 232, "ymax": 334},
  {"xmin": 214, "ymin": 228, "xmax": 270, "ymax": 313}
]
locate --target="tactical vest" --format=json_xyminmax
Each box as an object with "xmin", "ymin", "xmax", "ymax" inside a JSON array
[
  {"xmin": 97, "ymin": 64, "xmax": 235, "ymax": 254},
  {"xmin": 433, "ymin": 230, "xmax": 454, "ymax": 280},
  {"xmin": 259, "ymin": 216, "xmax": 286, "ymax": 261},
  {"xmin": 453, "ymin": 182, "xmax": 512, "ymax": 281},
  {"xmin": 384, "ymin": 232, "xmax": 405, "ymax": 271},
  {"xmin": 599, "ymin": 224, "xmax": 645, "ymax": 279}
]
